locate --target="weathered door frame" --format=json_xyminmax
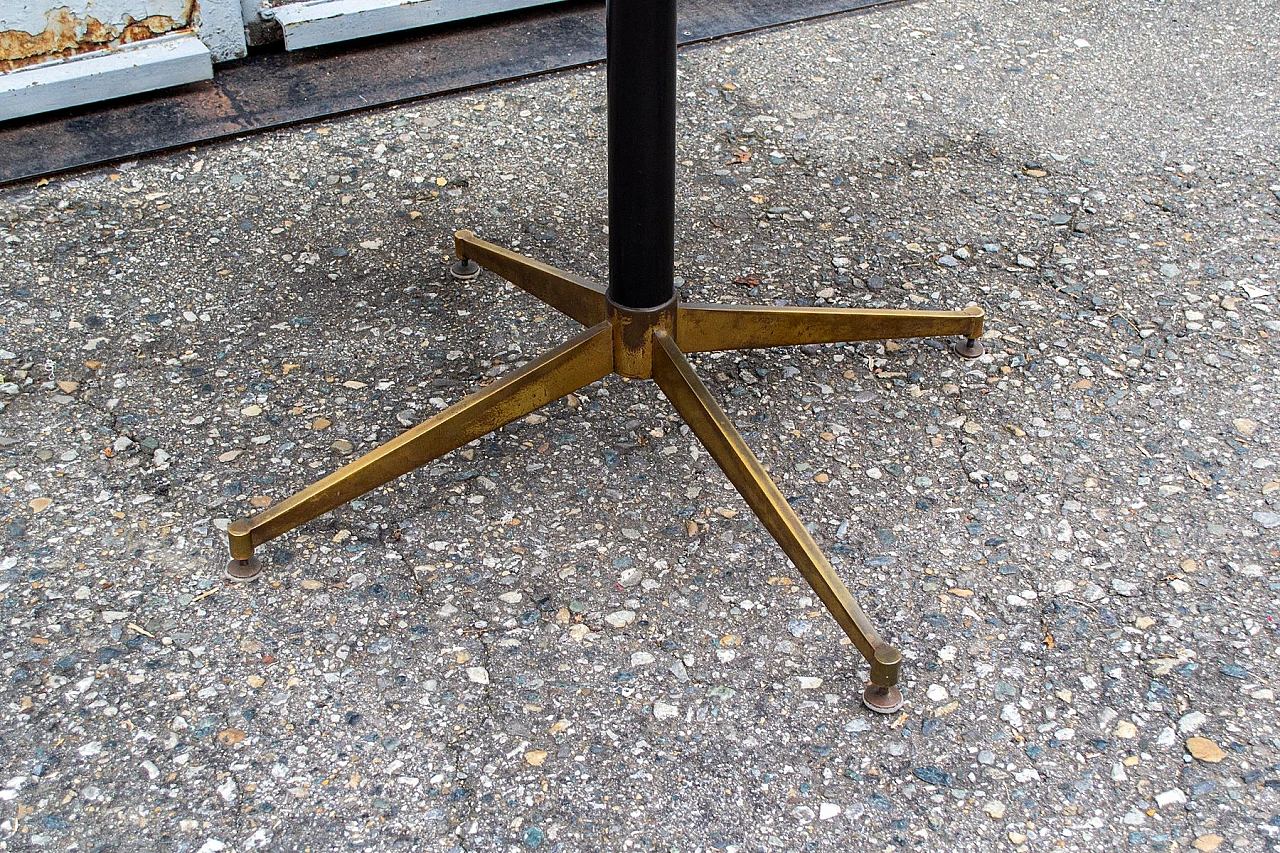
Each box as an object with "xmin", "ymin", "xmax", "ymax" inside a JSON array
[{"xmin": 1, "ymin": 0, "xmax": 569, "ymax": 122}]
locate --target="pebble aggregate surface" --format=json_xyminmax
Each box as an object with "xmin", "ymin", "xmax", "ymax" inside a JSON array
[{"xmin": 1, "ymin": 0, "xmax": 1278, "ymax": 850}]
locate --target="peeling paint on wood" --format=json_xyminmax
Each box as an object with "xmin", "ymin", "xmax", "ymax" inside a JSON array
[
  {"xmin": 1, "ymin": 0, "xmax": 195, "ymax": 71},
  {"xmin": 0, "ymin": 31, "xmax": 211, "ymax": 122}
]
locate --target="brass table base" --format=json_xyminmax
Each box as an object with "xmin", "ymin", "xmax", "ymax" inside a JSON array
[{"xmin": 226, "ymin": 230, "xmax": 986, "ymax": 714}]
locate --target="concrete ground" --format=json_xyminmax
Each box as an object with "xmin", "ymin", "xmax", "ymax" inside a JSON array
[{"xmin": 1, "ymin": 0, "xmax": 1278, "ymax": 850}]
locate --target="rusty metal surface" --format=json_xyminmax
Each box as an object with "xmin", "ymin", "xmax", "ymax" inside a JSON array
[
  {"xmin": 1, "ymin": 0, "xmax": 194, "ymax": 71},
  {"xmin": 0, "ymin": 0, "xmax": 904, "ymax": 186}
]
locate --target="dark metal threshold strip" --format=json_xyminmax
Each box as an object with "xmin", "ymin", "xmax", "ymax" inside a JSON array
[{"xmin": 0, "ymin": 0, "xmax": 904, "ymax": 186}]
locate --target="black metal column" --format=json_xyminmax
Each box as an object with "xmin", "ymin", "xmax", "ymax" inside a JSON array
[{"xmin": 606, "ymin": 0, "xmax": 678, "ymax": 310}]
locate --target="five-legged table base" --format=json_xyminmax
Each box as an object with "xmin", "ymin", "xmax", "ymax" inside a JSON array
[{"xmin": 227, "ymin": 230, "xmax": 987, "ymax": 714}]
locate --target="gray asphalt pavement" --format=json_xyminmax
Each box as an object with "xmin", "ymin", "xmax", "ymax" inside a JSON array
[{"xmin": 1, "ymin": 0, "xmax": 1278, "ymax": 850}]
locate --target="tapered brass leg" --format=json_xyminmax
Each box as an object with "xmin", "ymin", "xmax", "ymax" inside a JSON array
[
  {"xmin": 454, "ymin": 230, "xmax": 608, "ymax": 326},
  {"xmin": 651, "ymin": 332, "xmax": 904, "ymax": 711},
  {"xmin": 677, "ymin": 303, "xmax": 984, "ymax": 356},
  {"xmin": 226, "ymin": 321, "xmax": 614, "ymax": 567}
]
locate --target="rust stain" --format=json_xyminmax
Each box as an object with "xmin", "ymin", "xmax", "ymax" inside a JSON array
[{"xmin": 1, "ymin": 1, "xmax": 195, "ymax": 72}]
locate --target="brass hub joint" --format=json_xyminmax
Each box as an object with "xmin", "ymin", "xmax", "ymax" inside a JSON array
[{"xmin": 607, "ymin": 295, "xmax": 678, "ymax": 379}]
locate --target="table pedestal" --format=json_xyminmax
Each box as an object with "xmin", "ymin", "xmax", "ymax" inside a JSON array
[{"xmin": 226, "ymin": 0, "xmax": 987, "ymax": 715}]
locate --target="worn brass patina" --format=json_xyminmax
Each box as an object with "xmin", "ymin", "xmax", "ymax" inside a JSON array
[
  {"xmin": 651, "ymin": 331, "xmax": 902, "ymax": 692},
  {"xmin": 678, "ymin": 303, "xmax": 984, "ymax": 354},
  {"xmin": 227, "ymin": 230, "xmax": 986, "ymax": 713},
  {"xmin": 227, "ymin": 320, "xmax": 614, "ymax": 561},
  {"xmin": 607, "ymin": 295, "xmax": 678, "ymax": 379},
  {"xmin": 454, "ymin": 230, "xmax": 608, "ymax": 326}
]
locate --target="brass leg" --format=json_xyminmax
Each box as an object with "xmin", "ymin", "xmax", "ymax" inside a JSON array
[
  {"xmin": 226, "ymin": 321, "xmax": 614, "ymax": 569},
  {"xmin": 677, "ymin": 303, "xmax": 985, "ymax": 356},
  {"xmin": 454, "ymin": 230, "xmax": 608, "ymax": 327},
  {"xmin": 651, "ymin": 332, "xmax": 904, "ymax": 712}
]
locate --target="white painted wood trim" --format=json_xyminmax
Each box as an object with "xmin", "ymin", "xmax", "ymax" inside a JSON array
[
  {"xmin": 275, "ymin": 0, "xmax": 566, "ymax": 51},
  {"xmin": 195, "ymin": 0, "xmax": 250, "ymax": 61},
  {"xmin": 0, "ymin": 33, "xmax": 212, "ymax": 123}
]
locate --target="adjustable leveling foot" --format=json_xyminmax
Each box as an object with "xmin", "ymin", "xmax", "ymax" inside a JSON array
[{"xmin": 225, "ymin": 556, "xmax": 262, "ymax": 583}]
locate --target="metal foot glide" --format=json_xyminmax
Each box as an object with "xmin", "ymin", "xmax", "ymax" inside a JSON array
[{"xmin": 225, "ymin": 0, "xmax": 987, "ymax": 716}]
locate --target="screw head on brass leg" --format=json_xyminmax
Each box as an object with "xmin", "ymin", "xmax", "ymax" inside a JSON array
[
  {"xmin": 862, "ymin": 683, "xmax": 905, "ymax": 714},
  {"xmin": 450, "ymin": 259, "xmax": 480, "ymax": 281},
  {"xmin": 953, "ymin": 337, "xmax": 985, "ymax": 359},
  {"xmin": 225, "ymin": 556, "xmax": 262, "ymax": 583}
]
